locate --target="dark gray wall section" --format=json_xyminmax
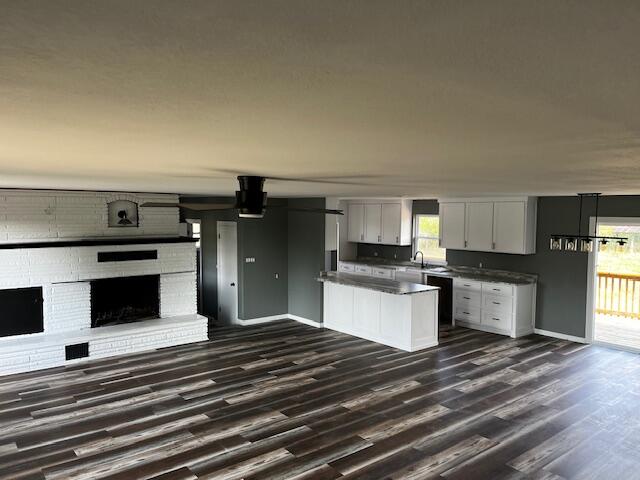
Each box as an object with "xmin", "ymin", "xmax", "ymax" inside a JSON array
[
  {"xmin": 182, "ymin": 196, "xmax": 326, "ymax": 322},
  {"xmin": 448, "ymin": 195, "xmax": 640, "ymax": 338},
  {"xmin": 413, "ymin": 199, "xmax": 439, "ymax": 215},
  {"xmin": 237, "ymin": 202, "xmax": 288, "ymax": 320},
  {"xmin": 180, "ymin": 196, "xmax": 289, "ymax": 320},
  {"xmin": 288, "ymin": 198, "xmax": 326, "ymax": 323},
  {"xmin": 180, "ymin": 197, "xmax": 236, "ymax": 318}
]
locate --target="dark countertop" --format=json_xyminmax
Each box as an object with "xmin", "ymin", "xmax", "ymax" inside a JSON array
[
  {"xmin": 340, "ymin": 257, "xmax": 537, "ymax": 285},
  {"xmin": 318, "ymin": 271, "xmax": 439, "ymax": 295}
]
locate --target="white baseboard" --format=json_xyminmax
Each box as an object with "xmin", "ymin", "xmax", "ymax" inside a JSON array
[
  {"xmin": 236, "ymin": 314, "xmax": 288, "ymax": 326},
  {"xmin": 534, "ymin": 328, "xmax": 587, "ymax": 344},
  {"xmin": 287, "ymin": 314, "xmax": 323, "ymax": 328},
  {"xmin": 237, "ymin": 313, "xmax": 322, "ymax": 328}
]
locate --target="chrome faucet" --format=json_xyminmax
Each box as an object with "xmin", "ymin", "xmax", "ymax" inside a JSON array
[{"xmin": 414, "ymin": 250, "xmax": 425, "ymax": 268}]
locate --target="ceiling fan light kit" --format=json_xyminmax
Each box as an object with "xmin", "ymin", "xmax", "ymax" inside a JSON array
[
  {"xmin": 236, "ymin": 176, "xmax": 267, "ymax": 218},
  {"xmin": 141, "ymin": 175, "xmax": 344, "ymax": 217},
  {"xmin": 549, "ymin": 193, "xmax": 628, "ymax": 253}
]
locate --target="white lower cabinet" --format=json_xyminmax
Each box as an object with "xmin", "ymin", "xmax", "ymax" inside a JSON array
[
  {"xmin": 353, "ymin": 288, "xmax": 381, "ymax": 336},
  {"xmin": 322, "ymin": 281, "xmax": 439, "ymax": 352},
  {"xmin": 324, "ymin": 282, "xmax": 354, "ymax": 331},
  {"xmin": 380, "ymin": 293, "xmax": 410, "ymax": 343},
  {"xmin": 453, "ymin": 278, "xmax": 535, "ymax": 338}
]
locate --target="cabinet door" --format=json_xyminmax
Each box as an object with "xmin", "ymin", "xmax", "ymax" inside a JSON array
[
  {"xmin": 364, "ymin": 204, "xmax": 382, "ymax": 244},
  {"xmin": 465, "ymin": 202, "xmax": 494, "ymax": 251},
  {"xmin": 439, "ymin": 203, "xmax": 466, "ymax": 250},
  {"xmin": 493, "ymin": 201, "xmax": 526, "ymax": 253},
  {"xmin": 381, "ymin": 203, "xmax": 402, "ymax": 245},
  {"xmin": 348, "ymin": 204, "xmax": 365, "ymax": 242},
  {"xmin": 326, "ymin": 283, "xmax": 354, "ymax": 331},
  {"xmin": 353, "ymin": 288, "xmax": 381, "ymax": 336},
  {"xmin": 380, "ymin": 293, "xmax": 409, "ymax": 344}
]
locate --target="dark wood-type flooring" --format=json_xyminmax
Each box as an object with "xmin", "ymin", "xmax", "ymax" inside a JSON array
[{"xmin": 1, "ymin": 320, "xmax": 640, "ymax": 479}]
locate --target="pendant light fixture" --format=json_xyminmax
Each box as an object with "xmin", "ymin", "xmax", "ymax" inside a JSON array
[{"xmin": 549, "ymin": 193, "xmax": 627, "ymax": 252}]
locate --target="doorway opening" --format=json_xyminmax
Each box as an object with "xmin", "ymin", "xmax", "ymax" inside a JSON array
[
  {"xmin": 216, "ymin": 221, "xmax": 238, "ymax": 325},
  {"xmin": 588, "ymin": 218, "xmax": 640, "ymax": 351}
]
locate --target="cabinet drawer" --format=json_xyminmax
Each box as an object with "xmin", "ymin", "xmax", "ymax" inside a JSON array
[
  {"xmin": 372, "ymin": 267, "xmax": 394, "ymax": 279},
  {"xmin": 453, "ymin": 279, "xmax": 482, "ymax": 292},
  {"xmin": 482, "ymin": 282, "xmax": 514, "ymax": 296},
  {"xmin": 482, "ymin": 294, "xmax": 513, "ymax": 314},
  {"xmin": 482, "ymin": 310, "xmax": 512, "ymax": 331},
  {"xmin": 338, "ymin": 262, "xmax": 355, "ymax": 273},
  {"xmin": 455, "ymin": 306, "xmax": 481, "ymax": 324},
  {"xmin": 455, "ymin": 290, "xmax": 481, "ymax": 309},
  {"xmin": 354, "ymin": 265, "xmax": 372, "ymax": 275}
]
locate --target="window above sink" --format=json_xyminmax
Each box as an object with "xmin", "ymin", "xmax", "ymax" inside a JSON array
[{"xmin": 413, "ymin": 214, "xmax": 447, "ymax": 265}]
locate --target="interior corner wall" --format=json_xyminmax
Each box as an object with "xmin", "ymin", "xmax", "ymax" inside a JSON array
[
  {"xmin": 288, "ymin": 198, "xmax": 326, "ymax": 323},
  {"xmin": 184, "ymin": 197, "xmax": 316, "ymax": 323},
  {"xmin": 179, "ymin": 196, "xmax": 237, "ymax": 319},
  {"xmin": 447, "ymin": 195, "xmax": 640, "ymax": 339}
]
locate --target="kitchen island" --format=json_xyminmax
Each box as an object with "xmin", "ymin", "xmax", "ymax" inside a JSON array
[{"xmin": 318, "ymin": 272, "xmax": 439, "ymax": 352}]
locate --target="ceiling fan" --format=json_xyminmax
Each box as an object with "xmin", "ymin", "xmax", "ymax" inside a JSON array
[{"xmin": 141, "ymin": 175, "xmax": 347, "ymax": 218}]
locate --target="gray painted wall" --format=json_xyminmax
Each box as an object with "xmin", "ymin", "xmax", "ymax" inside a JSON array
[
  {"xmin": 180, "ymin": 197, "xmax": 236, "ymax": 319},
  {"xmin": 288, "ymin": 198, "xmax": 326, "ymax": 323},
  {"xmin": 182, "ymin": 196, "xmax": 325, "ymax": 323},
  {"xmin": 448, "ymin": 195, "xmax": 640, "ymax": 338},
  {"xmin": 237, "ymin": 202, "xmax": 288, "ymax": 320},
  {"xmin": 180, "ymin": 196, "xmax": 288, "ymax": 320}
]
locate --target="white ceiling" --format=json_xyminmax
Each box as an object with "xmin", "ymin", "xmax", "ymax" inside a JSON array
[{"xmin": 1, "ymin": 1, "xmax": 639, "ymax": 198}]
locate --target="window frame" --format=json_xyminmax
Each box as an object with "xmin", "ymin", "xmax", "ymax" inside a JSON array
[
  {"xmin": 186, "ymin": 218, "xmax": 201, "ymax": 249},
  {"xmin": 412, "ymin": 214, "xmax": 447, "ymax": 265}
]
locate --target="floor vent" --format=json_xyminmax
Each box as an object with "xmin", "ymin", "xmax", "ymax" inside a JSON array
[{"xmin": 65, "ymin": 343, "xmax": 89, "ymax": 361}]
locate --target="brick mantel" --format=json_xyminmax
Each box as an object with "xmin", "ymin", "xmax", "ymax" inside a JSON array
[{"xmin": 0, "ymin": 189, "xmax": 208, "ymax": 376}]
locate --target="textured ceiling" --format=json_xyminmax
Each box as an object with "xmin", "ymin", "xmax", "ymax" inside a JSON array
[{"xmin": 1, "ymin": 1, "xmax": 639, "ymax": 197}]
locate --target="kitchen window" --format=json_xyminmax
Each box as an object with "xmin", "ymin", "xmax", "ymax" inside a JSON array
[{"xmin": 413, "ymin": 214, "xmax": 446, "ymax": 263}]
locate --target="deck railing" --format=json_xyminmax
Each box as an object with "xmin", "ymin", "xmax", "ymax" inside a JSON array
[{"xmin": 596, "ymin": 272, "xmax": 640, "ymax": 319}]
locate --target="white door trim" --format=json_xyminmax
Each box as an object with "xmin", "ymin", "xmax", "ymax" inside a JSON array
[
  {"xmin": 585, "ymin": 216, "xmax": 597, "ymax": 344},
  {"xmin": 217, "ymin": 221, "xmax": 238, "ymax": 324},
  {"xmin": 585, "ymin": 216, "xmax": 640, "ymax": 345}
]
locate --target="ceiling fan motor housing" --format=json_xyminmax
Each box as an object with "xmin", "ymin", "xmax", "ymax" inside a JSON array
[{"xmin": 236, "ymin": 176, "xmax": 267, "ymax": 218}]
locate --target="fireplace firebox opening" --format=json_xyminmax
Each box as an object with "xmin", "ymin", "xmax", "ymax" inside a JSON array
[{"xmin": 91, "ymin": 275, "xmax": 160, "ymax": 328}]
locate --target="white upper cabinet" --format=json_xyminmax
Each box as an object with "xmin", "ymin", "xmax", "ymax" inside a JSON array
[
  {"xmin": 439, "ymin": 202, "xmax": 466, "ymax": 250},
  {"xmin": 347, "ymin": 203, "xmax": 365, "ymax": 242},
  {"xmin": 381, "ymin": 203, "xmax": 401, "ymax": 245},
  {"xmin": 493, "ymin": 201, "xmax": 533, "ymax": 254},
  {"xmin": 347, "ymin": 199, "xmax": 412, "ymax": 245},
  {"xmin": 439, "ymin": 197, "xmax": 537, "ymax": 254},
  {"xmin": 364, "ymin": 204, "xmax": 382, "ymax": 243},
  {"xmin": 465, "ymin": 202, "xmax": 494, "ymax": 251}
]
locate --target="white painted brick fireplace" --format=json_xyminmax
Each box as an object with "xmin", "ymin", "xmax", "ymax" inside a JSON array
[{"xmin": 0, "ymin": 190, "xmax": 208, "ymax": 376}]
